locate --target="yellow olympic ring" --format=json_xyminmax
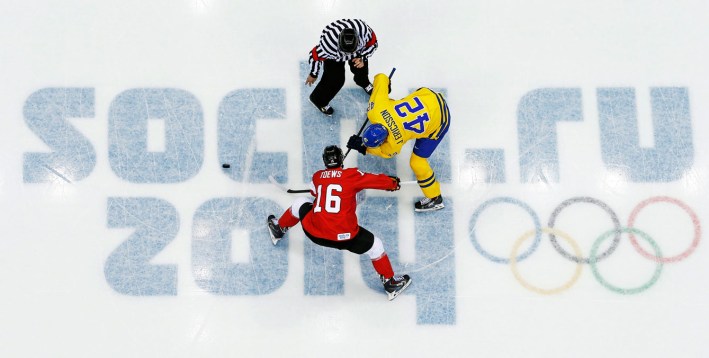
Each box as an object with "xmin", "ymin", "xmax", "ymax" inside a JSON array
[{"xmin": 510, "ymin": 227, "xmax": 583, "ymax": 295}]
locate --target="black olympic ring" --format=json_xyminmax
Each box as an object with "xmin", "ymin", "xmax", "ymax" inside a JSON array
[{"xmin": 548, "ymin": 197, "xmax": 621, "ymax": 264}]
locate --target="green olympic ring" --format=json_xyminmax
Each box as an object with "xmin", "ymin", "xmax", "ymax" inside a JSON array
[{"xmin": 590, "ymin": 227, "xmax": 663, "ymax": 295}]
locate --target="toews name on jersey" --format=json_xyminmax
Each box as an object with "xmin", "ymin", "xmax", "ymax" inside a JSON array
[{"xmin": 319, "ymin": 170, "xmax": 343, "ymax": 178}]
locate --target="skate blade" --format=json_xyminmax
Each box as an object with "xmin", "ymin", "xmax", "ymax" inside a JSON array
[
  {"xmin": 414, "ymin": 203, "xmax": 445, "ymax": 213},
  {"xmin": 270, "ymin": 235, "xmax": 280, "ymax": 246}
]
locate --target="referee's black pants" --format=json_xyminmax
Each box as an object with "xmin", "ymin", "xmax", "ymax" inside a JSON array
[{"xmin": 310, "ymin": 58, "xmax": 371, "ymax": 108}]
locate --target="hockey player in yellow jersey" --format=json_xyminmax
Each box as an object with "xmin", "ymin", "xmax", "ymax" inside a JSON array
[{"xmin": 346, "ymin": 72, "xmax": 451, "ymax": 212}]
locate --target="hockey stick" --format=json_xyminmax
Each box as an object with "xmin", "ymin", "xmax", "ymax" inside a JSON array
[
  {"xmin": 268, "ymin": 175, "xmax": 310, "ymax": 193},
  {"xmin": 269, "ymin": 174, "xmax": 416, "ymax": 194},
  {"xmin": 343, "ymin": 67, "xmax": 396, "ymax": 160}
]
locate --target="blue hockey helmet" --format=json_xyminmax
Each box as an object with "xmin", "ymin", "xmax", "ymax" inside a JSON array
[{"xmin": 362, "ymin": 123, "xmax": 388, "ymax": 148}]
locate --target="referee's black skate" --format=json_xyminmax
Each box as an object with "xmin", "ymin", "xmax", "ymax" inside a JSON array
[
  {"xmin": 381, "ymin": 274, "xmax": 412, "ymax": 301},
  {"xmin": 414, "ymin": 195, "xmax": 444, "ymax": 212},
  {"xmin": 267, "ymin": 215, "xmax": 287, "ymax": 245},
  {"xmin": 309, "ymin": 98, "xmax": 334, "ymax": 116}
]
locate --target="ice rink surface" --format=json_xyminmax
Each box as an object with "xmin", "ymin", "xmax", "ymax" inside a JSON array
[{"xmin": 1, "ymin": 0, "xmax": 709, "ymax": 357}]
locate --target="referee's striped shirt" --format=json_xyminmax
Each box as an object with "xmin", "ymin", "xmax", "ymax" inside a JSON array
[{"xmin": 308, "ymin": 19, "xmax": 378, "ymax": 78}]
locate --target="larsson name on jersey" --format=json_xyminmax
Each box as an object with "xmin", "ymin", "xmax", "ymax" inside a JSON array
[{"xmin": 320, "ymin": 170, "xmax": 343, "ymax": 178}]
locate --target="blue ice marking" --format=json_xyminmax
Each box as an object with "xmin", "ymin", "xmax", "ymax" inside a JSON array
[
  {"xmin": 192, "ymin": 198, "xmax": 288, "ymax": 295},
  {"xmin": 219, "ymin": 89, "xmax": 288, "ymax": 183},
  {"xmin": 304, "ymin": 239, "xmax": 345, "ymax": 295},
  {"xmin": 23, "ymin": 88, "xmax": 96, "ymax": 183},
  {"xmin": 108, "ymin": 88, "xmax": 204, "ymax": 183},
  {"xmin": 464, "ymin": 149, "xmax": 506, "ymax": 183},
  {"xmin": 517, "ymin": 88, "xmax": 583, "ymax": 183},
  {"xmin": 597, "ymin": 87, "xmax": 693, "ymax": 182},
  {"xmin": 105, "ymin": 197, "xmax": 179, "ymax": 296}
]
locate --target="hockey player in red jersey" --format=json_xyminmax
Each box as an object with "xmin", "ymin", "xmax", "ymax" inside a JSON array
[{"xmin": 266, "ymin": 145, "xmax": 412, "ymax": 301}]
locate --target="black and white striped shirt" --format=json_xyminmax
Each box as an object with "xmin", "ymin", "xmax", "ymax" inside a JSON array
[{"xmin": 308, "ymin": 19, "xmax": 378, "ymax": 78}]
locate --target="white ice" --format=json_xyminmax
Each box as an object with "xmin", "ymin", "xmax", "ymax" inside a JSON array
[{"xmin": 1, "ymin": 1, "xmax": 709, "ymax": 357}]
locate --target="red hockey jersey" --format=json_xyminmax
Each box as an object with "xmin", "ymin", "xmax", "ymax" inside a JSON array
[{"xmin": 301, "ymin": 167, "xmax": 397, "ymax": 241}]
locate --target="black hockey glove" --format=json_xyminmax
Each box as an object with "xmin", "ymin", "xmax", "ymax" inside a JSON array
[
  {"xmin": 347, "ymin": 135, "xmax": 367, "ymax": 155},
  {"xmin": 387, "ymin": 175, "xmax": 401, "ymax": 191}
]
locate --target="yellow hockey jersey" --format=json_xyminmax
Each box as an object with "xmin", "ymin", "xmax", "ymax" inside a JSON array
[{"xmin": 365, "ymin": 73, "xmax": 450, "ymax": 158}]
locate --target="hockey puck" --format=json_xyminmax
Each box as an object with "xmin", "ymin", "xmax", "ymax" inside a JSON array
[{"xmin": 222, "ymin": 163, "xmax": 231, "ymax": 169}]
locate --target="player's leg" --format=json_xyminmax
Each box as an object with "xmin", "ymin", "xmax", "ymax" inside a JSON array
[
  {"xmin": 348, "ymin": 57, "xmax": 372, "ymax": 94},
  {"xmin": 299, "ymin": 226, "xmax": 411, "ymax": 300},
  {"xmin": 410, "ymin": 153, "xmax": 440, "ymax": 197},
  {"xmin": 410, "ymin": 120, "xmax": 450, "ymax": 211},
  {"xmin": 346, "ymin": 227, "xmax": 392, "ymax": 277},
  {"xmin": 350, "ymin": 227, "xmax": 412, "ymax": 301},
  {"xmin": 267, "ymin": 197, "xmax": 313, "ymax": 245},
  {"xmin": 309, "ymin": 59, "xmax": 346, "ymax": 115},
  {"xmin": 409, "ymin": 150, "xmax": 444, "ymax": 212}
]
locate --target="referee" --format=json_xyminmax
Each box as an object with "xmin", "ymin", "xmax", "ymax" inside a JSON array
[{"xmin": 305, "ymin": 19, "xmax": 378, "ymax": 116}]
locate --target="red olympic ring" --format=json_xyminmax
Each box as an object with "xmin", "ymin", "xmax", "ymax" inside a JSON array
[{"xmin": 627, "ymin": 196, "xmax": 701, "ymax": 263}]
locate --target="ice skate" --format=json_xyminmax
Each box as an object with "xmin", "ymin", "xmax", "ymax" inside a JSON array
[
  {"xmin": 267, "ymin": 215, "xmax": 287, "ymax": 245},
  {"xmin": 309, "ymin": 98, "xmax": 334, "ymax": 116},
  {"xmin": 381, "ymin": 274, "xmax": 412, "ymax": 301},
  {"xmin": 414, "ymin": 195, "xmax": 444, "ymax": 212}
]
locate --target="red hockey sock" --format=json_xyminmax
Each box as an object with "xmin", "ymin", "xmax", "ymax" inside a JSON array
[
  {"xmin": 371, "ymin": 253, "xmax": 394, "ymax": 279},
  {"xmin": 277, "ymin": 208, "xmax": 300, "ymax": 228}
]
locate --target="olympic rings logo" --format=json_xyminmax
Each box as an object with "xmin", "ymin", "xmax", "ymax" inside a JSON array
[{"xmin": 468, "ymin": 196, "xmax": 702, "ymax": 295}]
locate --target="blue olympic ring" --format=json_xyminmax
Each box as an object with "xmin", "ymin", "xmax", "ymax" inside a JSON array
[{"xmin": 468, "ymin": 197, "xmax": 541, "ymax": 264}]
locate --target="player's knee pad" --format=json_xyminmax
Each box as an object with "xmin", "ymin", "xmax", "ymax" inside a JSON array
[
  {"xmin": 364, "ymin": 236, "xmax": 386, "ymax": 260},
  {"xmin": 291, "ymin": 197, "xmax": 314, "ymax": 219}
]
